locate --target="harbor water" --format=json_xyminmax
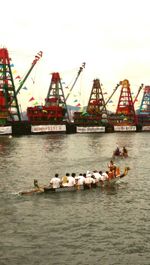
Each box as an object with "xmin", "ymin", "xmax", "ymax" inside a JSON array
[{"xmin": 0, "ymin": 132, "xmax": 150, "ymax": 265}]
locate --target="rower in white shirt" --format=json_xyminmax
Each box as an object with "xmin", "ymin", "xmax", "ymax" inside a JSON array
[
  {"xmin": 50, "ymin": 174, "xmax": 61, "ymax": 189},
  {"xmin": 92, "ymin": 170, "xmax": 101, "ymax": 183},
  {"xmin": 67, "ymin": 173, "xmax": 76, "ymax": 187},
  {"xmin": 100, "ymin": 171, "xmax": 109, "ymax": 181},
  {"xmin": 84, "ymin": 171, "xmax": 95, "ymax": 188},
  {"xmin": 77, "ymin": 174, "xmax": 86, "ymax": 186}
]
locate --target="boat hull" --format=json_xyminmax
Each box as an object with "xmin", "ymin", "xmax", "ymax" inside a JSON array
[
  {"xmin": 44, "ymin": 185, "xmax": 84, "ymax": 193},
  {"xmin": 19, "ymin": 168, "xmax": 130, "ymax": 196}
]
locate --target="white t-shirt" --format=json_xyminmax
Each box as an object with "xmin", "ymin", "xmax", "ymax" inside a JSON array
[
  {"xmin": 50, "ymin": 177, "xmax": 61, "ymax": 188},
  {"xmin": 67, "ymin": 176, "xmax": 75, "ymax": 187},
  {"xmin": 93, "ymin": 172, "xmax": 101, "ymax": 181},
  {"xmin": 100, "ymin": 172, "xmax": 108, "ymax": 181},
  {"xmin": 77, "ymin": 175, "xmax": 86, "ymax": 185},
  {"xmin": 85, "ymin": 176, "xmax": 95, "ymax": 184}
]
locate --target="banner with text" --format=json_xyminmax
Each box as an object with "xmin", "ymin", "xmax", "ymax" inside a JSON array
[
  {"xmin": 77, "ymin": 126, "xmax": 105, "ymax": 133},
  {"xmin": 0, "ymin": 126, "xmax": 12, "ymax": 134},
  {"xmin": 142, "ymin": 126, "xmax": 150, "ymax": 131},
  {"xmin": 114, "ymin": 126, "xmax": 136, "ymax": 132},
  {"xmin": 31, "ymin": 125, "xmax": 66, "ymax": 133}
]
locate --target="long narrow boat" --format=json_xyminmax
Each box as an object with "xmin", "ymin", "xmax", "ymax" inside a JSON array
[{"xmin": 19, "ymin": 167, "xmax": 130, "ymax": 195}]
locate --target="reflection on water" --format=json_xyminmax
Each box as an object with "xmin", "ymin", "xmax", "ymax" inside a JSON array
[{"xmin": 0, "ymin": 132, "xmax": 150, "ymax": 265}]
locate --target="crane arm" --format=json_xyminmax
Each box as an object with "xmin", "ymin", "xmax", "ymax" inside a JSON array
[
  {"xmin": 133, "ymin": 83, "xmax": 144, "ymax": 105},
  {"xmin": 65, "ymin": 62, "xmax": 85, "ymax": 101},
  {"xmin": 100, "ymin": 82, "xmax": 120, "ymax": 112},
  {"xmin": 15, "ymin": 51, "xmax": 43, "ymax": 97}
]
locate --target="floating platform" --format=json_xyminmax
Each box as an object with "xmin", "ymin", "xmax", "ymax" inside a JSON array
[
  {"xmin": 0, "ymin": 122, "xmax": 150, "ymax": 136},
  {"xmin": 0, "ymin": 121, "xmax": 76, "ymax": 136}
]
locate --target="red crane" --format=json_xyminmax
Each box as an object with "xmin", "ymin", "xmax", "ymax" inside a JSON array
[
  {"xmin": 109, "ymin": 79, "xmax": 137, "ymax": 126},
  {"xmin": 27, "ymin": 64, "xmax": 85, "ymax": 124},
  {"xmin": 0, "ymin": 48, "xmax": 42, "ymax": 124},
  {"xmin": 0, "ymin": 48, "xmax": 21, "ymax": 123},
  {"xmin": 27, "ymin": 72, "xmax": 69, "ymax": 124}
]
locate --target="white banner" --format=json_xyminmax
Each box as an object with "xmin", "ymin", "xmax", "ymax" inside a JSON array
[
  {"xmin": 0, "ymin": 126, "xmax": 12, "ymax": 134},
  {"xmin": 114, "ymin": 126, "xmax": 136, "ymax": 132},
  {"xmin": 77, "ymin": 126, "xmax": 105, "ymax": 133},
  {"xmin": 31, "ymin": 124, "xmax": 66, "ymax": 133},
  {"xmin": 142, "ymin": 126, "xmax": 150, "ymax": 131}
]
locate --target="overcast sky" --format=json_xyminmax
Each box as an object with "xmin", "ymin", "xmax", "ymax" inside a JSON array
[{"xmin": 1, "ymin": 0, "xmax": 150, "ymax": 111}]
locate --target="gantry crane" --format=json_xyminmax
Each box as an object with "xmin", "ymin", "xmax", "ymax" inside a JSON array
[
  {"xmin": 0, "ymin": 48, "xmax": 21, "ymax": 123},
  {"xmin": 0, "ymin": 48, "xmax": 42, "ymax": 124},
  {"xmin": 27, "ymin": 63, "xmax": 85, "ymax": 124},
  {"xmin": 73, "ymin": 78, "xmax": 108, "ymax": 125},
  {"xmin": 108, "ymin": 79, "xmax": 137, "ymax": 126},
  {"xmin": 137, "ymin": 85, "xmax": 150, "ymax": 126}
]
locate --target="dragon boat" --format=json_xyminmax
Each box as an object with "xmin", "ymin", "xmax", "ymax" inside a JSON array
[{"xmin": 19, "ymin": 167, "xmax": 130, "ymax": 195}]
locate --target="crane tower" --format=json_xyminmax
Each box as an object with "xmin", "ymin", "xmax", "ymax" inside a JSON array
[
  {"xmin": 0, "ymin": 48, "xmax": 21, "ymax": 123},
  {"xmin": 27, "ymin": 72, "xmax": 69, "ymax": 123},
  {"xmin": 74, "ymin": 78, "xmax": 108, "ymax": 125},
  {"xmin": 109, "ymin": 79, "xmax": 137, "ymax": 126},
  {"xmin": 137, "ymin": 85, "xmax": 150, "ymax": 126}
]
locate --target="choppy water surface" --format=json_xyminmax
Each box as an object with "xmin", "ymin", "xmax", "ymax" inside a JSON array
[{"xmin": 0, "ymin": 132, "xmax": 150, "ymax": 265}]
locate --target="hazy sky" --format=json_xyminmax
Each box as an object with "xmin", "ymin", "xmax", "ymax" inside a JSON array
[{"xmin": 1, "ymin": 0, "xmax": 150, "ymax": 111}]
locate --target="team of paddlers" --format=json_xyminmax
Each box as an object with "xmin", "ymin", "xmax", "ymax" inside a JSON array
[
  {"xmin": 20, "ymin": 159, "xmax": 130, "ymax": 195},
  {"xmin": 46, "ymin": 160, "xmax": 120, "ymax": 189}
]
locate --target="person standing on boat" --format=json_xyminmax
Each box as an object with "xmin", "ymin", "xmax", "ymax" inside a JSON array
[{"xmin": 50, "ymin": 174, "xmax": 62, "ymax": 189}]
